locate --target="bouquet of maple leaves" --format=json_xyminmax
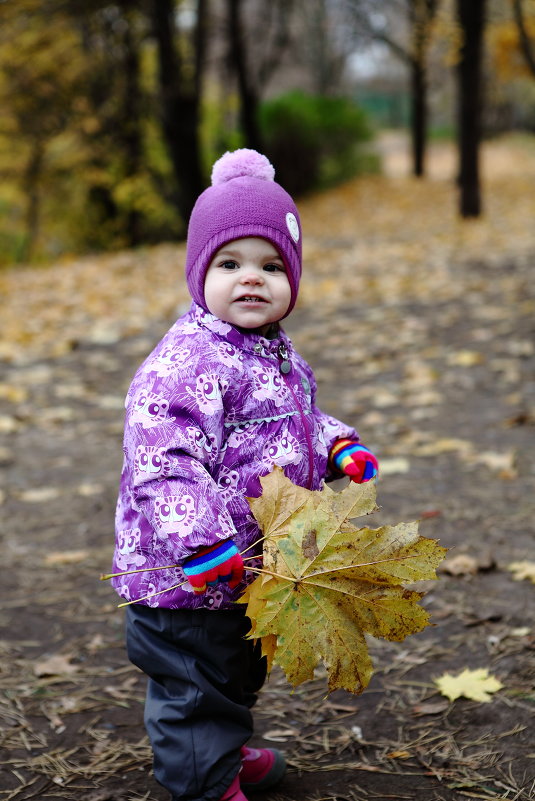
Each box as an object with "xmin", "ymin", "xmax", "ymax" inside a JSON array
[
  {"xmin": 103, "ymin": 467, "xmax": 446, "ymax": 695},
  {"xmin": 241, "ymin": 467, "xmax": 447, "ymax": 695}
]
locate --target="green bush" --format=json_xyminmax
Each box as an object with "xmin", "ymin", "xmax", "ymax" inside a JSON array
[{"xmin": 259, "ymin": 91, "xmax": 377, "ymax": 196}]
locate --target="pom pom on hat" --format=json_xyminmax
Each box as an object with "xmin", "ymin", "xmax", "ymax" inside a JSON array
[
  {"xmin": 185, "ymin": 149, "xmax": 302, "ymax": 317},
  {"xmin": 211, "ymin": 149, "xmax": 275, "ymax": 186}
]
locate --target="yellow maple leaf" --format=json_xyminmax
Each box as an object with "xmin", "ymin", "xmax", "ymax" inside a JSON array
[
  {"xmin": 242, "ymin": 467, "xmax": 446, "ymax": 694},
  {"xmin": 434, "ymin": 668, "xmax": 504, "ymax": 703},
  {"xmin": 508, "ymin": 561, "xmax": 535, "ymax": 585}
]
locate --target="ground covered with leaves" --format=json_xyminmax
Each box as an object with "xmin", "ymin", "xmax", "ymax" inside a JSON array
[{"xmin": 1, "ymin": 134, "xmax": 534, "ymax": 801}]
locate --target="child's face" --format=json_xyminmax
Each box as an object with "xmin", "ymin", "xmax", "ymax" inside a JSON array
[{"xmin": 204, "ymin": 237, "xmax": 291, "ymax": 334}]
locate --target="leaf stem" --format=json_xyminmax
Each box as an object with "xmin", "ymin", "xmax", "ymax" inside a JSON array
[
  {"xmin": 117, "ymin": 580, "xmax": 189, "ymax": 608},
  {"xmin": 239, "ymin": 535, "xmax": 268, "ymax": 556},
  {"xmin": 101, "ymin": 564, "xmax": 180, "ymax": 581},
  {"xmin": 244, "ymin": 565, "xmax": 297, "ymax": 584}
]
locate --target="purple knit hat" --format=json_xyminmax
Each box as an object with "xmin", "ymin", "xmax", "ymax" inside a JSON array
[{"xmin": 185, "ymin": 149, "xmax": 302, "ymax": 317}]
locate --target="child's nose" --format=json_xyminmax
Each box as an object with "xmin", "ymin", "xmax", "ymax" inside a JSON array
[{"xmin": 240, "ymin": 270, "xmax": 264, "ymax": 284}]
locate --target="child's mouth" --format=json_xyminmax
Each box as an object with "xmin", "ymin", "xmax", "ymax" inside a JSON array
[{"xmin": 237, "ymin": 296, "xmax": 266, "ymax": 303}]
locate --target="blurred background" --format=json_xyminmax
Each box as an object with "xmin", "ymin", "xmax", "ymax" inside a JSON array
[{"xmin": 1, "ymin": 0, "xmax": 534, "ymax": 267}]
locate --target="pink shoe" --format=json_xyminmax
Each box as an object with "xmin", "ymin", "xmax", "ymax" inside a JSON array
[
  {"xmin": 220, "ymin": 774, "xmax": 248, "ymax": 801},
  {"xmin": 240, "ymin": 746, "xmax": 286, "ymax": 792}
]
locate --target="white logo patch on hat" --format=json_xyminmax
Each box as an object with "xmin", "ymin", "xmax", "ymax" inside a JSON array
[{"xmin": 285, "ymin": 212, "xmax": 300, "ymax": 243}]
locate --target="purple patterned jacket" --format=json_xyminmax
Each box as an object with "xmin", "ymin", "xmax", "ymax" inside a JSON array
[{"xmin": 112, "ymin": 303, "xmax": 358, "ymax": 609}]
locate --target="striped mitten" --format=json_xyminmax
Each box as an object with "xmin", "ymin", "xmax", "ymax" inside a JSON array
[
  {"xmin": 330, "ymin": 439, "xmax": 378, "ymax": 483},
  {"xmin": 183, "ymin": 540, "xmax": 244, "ymax": 594}
]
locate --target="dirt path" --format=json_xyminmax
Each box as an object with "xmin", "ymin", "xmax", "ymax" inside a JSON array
[{"xmin": 1, "ymin": 137, "xmax": 534, "ymax": 801}]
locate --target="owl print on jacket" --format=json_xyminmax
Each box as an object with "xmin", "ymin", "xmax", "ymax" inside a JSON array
[
  {"xmin": 116, "ymin": 527, "xmax": 146, "ymax": 571},
  {"xmin": 153, "ymin": 494, "xmax": 196, "ymax": 539},
  {"xmin": 130, "ymin": 390, "xmax": 173, "ymax": 429},
  {"xmin": 262, "ymin": 433, "xmax": 303, "ymax": 469},
  {"xmin": 134, "ymin": 446, "xmax": 171, "ymax": 482},
  {"xmin": 250, "ymin": 365, "xmax": 289, "ymax": 407},
  {"xmin": 185, "ymin": 374, "xmax": 228, "ymax": 416}
]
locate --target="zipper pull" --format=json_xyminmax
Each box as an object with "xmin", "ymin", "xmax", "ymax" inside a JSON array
[{"xmin": 278, "ymin": 343, "xmax": 292, "ymax": 374}]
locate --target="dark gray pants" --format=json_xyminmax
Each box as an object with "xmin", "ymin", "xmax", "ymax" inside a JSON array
[{"xmin": 126, "ymin": 605, "xmax": 267, "ymax": 801}]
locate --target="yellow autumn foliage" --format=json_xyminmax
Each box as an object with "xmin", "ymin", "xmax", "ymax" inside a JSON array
[{"xmin": 488, "ymin": 15, "xmax": 535, "ymax": 80}]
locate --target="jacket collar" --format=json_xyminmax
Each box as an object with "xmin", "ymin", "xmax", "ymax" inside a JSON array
[{"xmin": 190, "ymin": 302, "xmax": 291, "ymax": 358}]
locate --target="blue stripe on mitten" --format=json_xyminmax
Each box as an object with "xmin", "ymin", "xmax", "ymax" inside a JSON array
[{"xmin": 183, "ymin": 540, "xmax": 244, "ymax": 594}]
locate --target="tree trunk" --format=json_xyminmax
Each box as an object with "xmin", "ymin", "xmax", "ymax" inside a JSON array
[
  {"xmin": 22, "ymin": 140, "xmax": 44, "ymax": 262},
  {"xmin": 122, "ymin": 11, "xmax": 143, "ymax": 246},
  {"xmin": 456, "ymin": 0, "xmax": 486, "ymax": 218},
  {"xmin": 410, "ymin": 56, "xmax": 427, "ymax": 177},
  {"xmin": 227, "ymin": 0, "xmax": 263, "ymax": 151},
  {"xmin": 152, "ymin": 0, "xmax": 205, "ymax": 227},
  {"xmin": 408, "ymin": 0, "xmax": 438, "ymax": 178}
]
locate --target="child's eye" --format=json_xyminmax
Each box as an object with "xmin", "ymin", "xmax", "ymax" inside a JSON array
[
  {"xmin": 221, "ymin": 260, "xmax": 238, "ymax": 270},
  {"xmin": 263, "ymin": 263, "xmax": 285, "ymax": 273}
]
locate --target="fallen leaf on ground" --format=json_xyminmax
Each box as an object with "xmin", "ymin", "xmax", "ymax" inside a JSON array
[
  {"xmin": 18, "ymin": 486, "xmax": 61, "ymax": 503},
  {"xmin": 45, "ymin": 549, "xmax": 90, "ymax": 566},
  {"xmin": 77, "ymin": 482, "xmax": 104, "ymax": 497},
  {"xmin": 470, "ymin": 449, "xmax": 517, "ymax": 478},
  {"xmin": 242, "ymin": 467, "xmax": 446, "ymax": 694},
  {"xmin": 0, "ymin": 382, "xmax": 28, "ymax": 403},
  {"xmin": 439, "ymin": 554, "xmax": 479, "ymax": 576},
  {"xmin": 447, "ymin": 350, "xmax": 485, "ymax": 367},
  {"xmin": 86, "ymin": 634, "xmax": 105, "ymax": 652},
  {"xmin": 434, "ymin": 668, "xmax": 504, "ymax": 702},
  {"xmin": 378, "ymin": 457, "xmax": 410, "ymax": 475},
  {"xmin": 34, "ymin": 654, "xmax": 79, "ymax": 677},
  {"xmin": 415, "ymin": 438, "xmax": 474, "ymax": 457},
  {"xmin": 507, "ymin": 561, "xmax": 535, "ymax": 584},
  {"xmin": 439, "ymin": 551, "xmax": 495, "ymax": 576},
  {"xmin": 0, "ymin": 415, "xmax": 20, "ymax": 433}
]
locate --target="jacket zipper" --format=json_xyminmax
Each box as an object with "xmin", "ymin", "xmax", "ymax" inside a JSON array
[{"xmin": 277, "ymin": 343, "xmax": 314, "ymax": 490}]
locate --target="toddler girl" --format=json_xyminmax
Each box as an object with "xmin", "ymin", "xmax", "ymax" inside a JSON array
[{"xmin": 112, "ymin": 149, "xmax": 378, "ymax": 801}]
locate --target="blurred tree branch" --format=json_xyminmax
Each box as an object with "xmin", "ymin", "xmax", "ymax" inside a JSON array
[
  {"xmin": 512, "ymin": 0, "xmax": 535, "ymax": 76},
  {"xmin": 347, "ymin": 0, "xmax": 439, "ymax": 177}
]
